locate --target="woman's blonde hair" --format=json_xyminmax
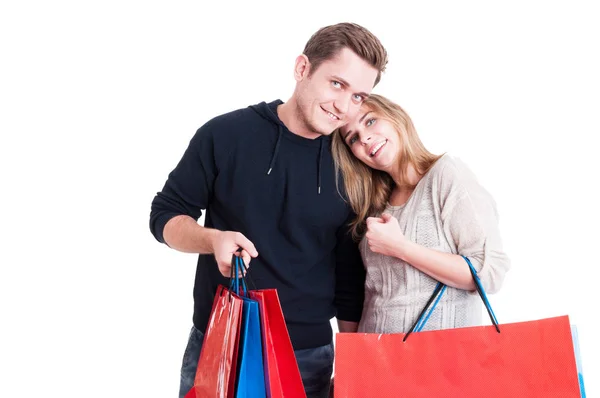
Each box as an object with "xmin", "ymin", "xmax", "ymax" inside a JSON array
[{"xmin": 331, "ymin": 94, "xmax": 442, "ymax": 240}]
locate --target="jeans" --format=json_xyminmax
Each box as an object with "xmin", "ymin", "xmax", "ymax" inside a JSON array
[{"xmin": 179, "ymin": 326, "xmax": 334, "ymax": 398}]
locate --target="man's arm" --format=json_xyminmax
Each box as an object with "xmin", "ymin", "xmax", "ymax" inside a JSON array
[
  {"xmin": 334, "ymin": 214, "xmax": 366, "ymax": 332},
  {"xmin": 163, "ymin": 215, "xmax": 257, "ymax": 275},
  {"xmin": 162, "ymin": 215, "xmax": 219, "ymax": 254},
  {"xmin": 149, "ymin": 124, "xmax": 257, "ymax": 275},
  {"xmin": 337, "ymin": 320, "xmax": 359, "ymax": 333}
]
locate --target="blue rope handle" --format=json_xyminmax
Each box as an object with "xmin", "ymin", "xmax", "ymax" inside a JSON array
[
  {"xmin": 462, "ymin": 255, "xmax": 499, "ymax": 330},
  {"xmin": 404, "ymin": 255, "xmax": 500, "ymax": 341},
  {"xmin": 228, "ymin": 254, "xmax": 245, "ymax": 296},
  {"xmin": 415, "ymin": 283, "xmax": 447, "ymax": 332},
  {"xmin": 236, "ymin": 256, "xmax": 248, "ymax": 296}
]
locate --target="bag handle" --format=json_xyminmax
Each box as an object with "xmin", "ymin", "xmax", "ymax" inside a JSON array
[
  {"xmin": 228, "ymin": 253, "xmax": 257, "ymax": 298},
  {"xmin": 228, "ymin": 254, "xmax": 246, "ymax": 296},
  {"xmin": 236, "ymin": 256, "xmax": 257, "ymax": 291},
  {"xmin": 403, "ymin": 255, "xmax": 500, "ymax": 342}
]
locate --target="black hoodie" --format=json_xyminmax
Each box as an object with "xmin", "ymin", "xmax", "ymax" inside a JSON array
[{"xmin": 150, "ymin": 100, "xmax": 366, "ymax": 349}]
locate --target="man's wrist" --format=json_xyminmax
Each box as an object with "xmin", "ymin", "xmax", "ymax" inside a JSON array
[{"xmin": 206, "ymin": 228, "xmax": 222, "ymax": 254}]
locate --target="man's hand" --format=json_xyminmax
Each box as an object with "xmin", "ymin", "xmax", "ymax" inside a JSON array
[
  {"xmin": 337, "ymin": 320, "xmax": 359, "ymax": 333},
  {"xmin": 210, "ymin": 231, "xmax": 259, "ymax": 277}
]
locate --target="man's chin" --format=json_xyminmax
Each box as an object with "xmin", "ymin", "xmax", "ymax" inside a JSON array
[{"xmin": 316, "ymin": 121, "xmax": 343, "ymax": 136}]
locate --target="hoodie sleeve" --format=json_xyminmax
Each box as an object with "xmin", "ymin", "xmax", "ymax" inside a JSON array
[
  {"xmin": 149, "ymin": 124, "xmax": 218, "ymax": 244},
  {"xmin": 334, "ymin": 214, "xmax": 366, "ymax": 322}
]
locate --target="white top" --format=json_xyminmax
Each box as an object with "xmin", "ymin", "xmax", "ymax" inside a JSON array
[{"xmin": 357, "ymin": 154, "xmax": 511, "ymax": 333}]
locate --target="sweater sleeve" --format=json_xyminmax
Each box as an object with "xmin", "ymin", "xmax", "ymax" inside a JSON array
[
  {"xmin": 438, "ymin": 159, "xmax": 511, "ymax": 294},
  {"xmin": 149, "ymin": 123, "xmax": 219, "ymax": 244},
  {"xmin": 334, "ymin": 214, "xmax": 366, "ymax": 322}
]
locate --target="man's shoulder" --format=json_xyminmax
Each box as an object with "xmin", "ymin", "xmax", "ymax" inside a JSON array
[
  {"xmin": 203, "ymin": 104, "xmax": 259, "ymax": 128},
  {"xmin": 198, "ymin": 100, "xmax": 276, "ymax": 137}
]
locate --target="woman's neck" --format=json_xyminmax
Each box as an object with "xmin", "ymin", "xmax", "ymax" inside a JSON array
[{"xmin": 389, "ymin": 162, "xmax": 421, "ymax": 189}]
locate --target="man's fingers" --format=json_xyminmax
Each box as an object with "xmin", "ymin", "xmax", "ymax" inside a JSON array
[
  {"xmin": 239, "ymin": 250, "xmax": 252, "ymax": 270},
  {"xmin": 217, "ymin": 261, "xmax": 232, "ymax": 278},
  {"xmin": 234, "ymin": 233, "xmax": 258, "ymax": 257}
]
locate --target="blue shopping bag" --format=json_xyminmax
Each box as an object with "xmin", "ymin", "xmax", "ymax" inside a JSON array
[
  {"xmin": 571, "ymin": 325, "xmax": 586, "ymax": 397},
  {"xmin": 233, "ymin": 257, "xmax": 266, "ymax": 398}
]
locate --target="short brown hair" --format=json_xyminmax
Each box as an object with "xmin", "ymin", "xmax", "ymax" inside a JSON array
[{"xmin": 303, "ymin": 22, "xmax": 388, "ymax": 86}]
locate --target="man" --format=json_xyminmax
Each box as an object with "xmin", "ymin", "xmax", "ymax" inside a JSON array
[{"xmin": 149, "ymin": 22, "xmax": 388, "ymax": 398}]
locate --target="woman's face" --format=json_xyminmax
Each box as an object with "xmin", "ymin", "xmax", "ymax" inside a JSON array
[{"xmin": 339, "ymin": 106, "xmax": 399, "ymax": 173}]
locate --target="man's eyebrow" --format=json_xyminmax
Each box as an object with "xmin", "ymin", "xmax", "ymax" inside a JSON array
[{"xmin": 332, "ymin": 75, "xmax": 369, "ymax": 98}]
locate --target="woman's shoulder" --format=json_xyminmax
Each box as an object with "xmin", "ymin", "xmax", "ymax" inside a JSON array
[
  {"xmin": 427, "ymin": 153, "xmax": 485, "ymax": 193},
  {"xmin": 427, "ymin": 153, "xmax": 466, "ymax": 178}
]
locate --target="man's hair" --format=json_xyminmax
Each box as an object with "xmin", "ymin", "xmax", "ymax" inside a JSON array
[{"xmin": 303, "ymin": 22, "xmax": 388, "ymax": 86}]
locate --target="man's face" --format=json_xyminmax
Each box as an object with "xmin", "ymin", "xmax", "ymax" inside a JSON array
[{"xmin": 295, "ymin": 48, "xmax": 379, "ymax": 137}]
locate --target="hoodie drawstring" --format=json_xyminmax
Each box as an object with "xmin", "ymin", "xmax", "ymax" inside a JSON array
[
  {"xmin": 267, "ymin": 125, "xmax": 283, "ymax": 175},
  {"xmin": 266, "ymin": 124, "xmax": 324, "ymax": 195},
  {"xmin": 317, "ymin": 139, "xmax": 323, "ymax": 195}
]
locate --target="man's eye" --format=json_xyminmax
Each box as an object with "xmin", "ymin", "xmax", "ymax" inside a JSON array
[
  {"xmin": 332, "ymin": 81, "xmax": 341, "ymax": 88},
  {"xmin": 353, "ymin": 94, "xmax": 363, "ymax": 102}
]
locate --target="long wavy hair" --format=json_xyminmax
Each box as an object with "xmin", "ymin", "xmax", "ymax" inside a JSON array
[{"xmin": 331, "ymin": 94, "xmax": 443, "ymax": 240}]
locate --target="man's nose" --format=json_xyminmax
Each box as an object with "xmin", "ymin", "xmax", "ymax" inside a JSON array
[{"xmin": 333, "ymin": 93, "xmax": 352, "ymax": 116}]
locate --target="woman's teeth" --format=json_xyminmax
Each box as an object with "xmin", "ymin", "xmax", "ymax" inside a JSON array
[{"xmin": 370, "ymin": 140, "xmax": 387, "ymax": 156}]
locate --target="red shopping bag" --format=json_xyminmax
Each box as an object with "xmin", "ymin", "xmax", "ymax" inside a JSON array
[
  {"xmin": 249, "ymin": 289, "xmax": 306, "ymax": 398},
  {"xmin": 334, "ymin": 257, "xmax": 582, "ymax": 397},
  {"xmin": 185, "ymin": 285, "xmax": 243, "ymax": 398},
  {"xmin": 335, "ymin": 315, "xmax": 581, "ymax": 397}
]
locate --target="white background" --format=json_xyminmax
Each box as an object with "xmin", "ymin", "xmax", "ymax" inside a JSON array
[{"xmin": 1, "ymin": 0, "xmax": 598, "ymax": 397}]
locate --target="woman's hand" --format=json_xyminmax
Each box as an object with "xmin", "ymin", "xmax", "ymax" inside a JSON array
[{"xmin": 365, "ymin": 213, "xmax": 407, "ymax": 258}]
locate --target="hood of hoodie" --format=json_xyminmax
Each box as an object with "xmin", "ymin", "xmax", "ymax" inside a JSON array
[{"xmin": 250, "ymin": 100, "xmax": 330, "ymax": 194}]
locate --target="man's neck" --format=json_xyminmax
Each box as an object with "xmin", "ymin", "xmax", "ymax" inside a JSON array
[{"xmin": 277, "ymin": 99, "xmax": 321, "ymax": 140}]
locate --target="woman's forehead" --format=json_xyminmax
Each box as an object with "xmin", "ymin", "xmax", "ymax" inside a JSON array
[{"xmin": 345, "ymin": 106, "xmax": 375, "ymax": 128}]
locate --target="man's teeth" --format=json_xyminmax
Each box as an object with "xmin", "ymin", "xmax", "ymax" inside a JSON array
[
  {"xmin": 327, "ymin": 111, "xmax": 339, "ymax": 120},
  {"xmin": 371, "ymin": 140, "xmax": 386, "ymax": 156}
]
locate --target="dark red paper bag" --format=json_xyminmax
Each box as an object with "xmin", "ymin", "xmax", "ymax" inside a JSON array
[
  {"xmin": 249, "ymin": 289, "xmax": 306, "ymax": 398},
  {"xmin": 185, "ymin": 285, "xmax": 243, "ymax": 398},
  {"xmin": 335, "ymin": 315, "xmax": 581, "ymax": 397}
]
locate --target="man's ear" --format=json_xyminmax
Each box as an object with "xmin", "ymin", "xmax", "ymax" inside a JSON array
[{"xmin": 293, "ymin": 54, "xmax": 311, "ymax": 82}]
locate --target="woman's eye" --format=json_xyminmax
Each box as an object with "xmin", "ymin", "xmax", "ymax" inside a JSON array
[
  {"xmin": 349, "ymin": 135, "xmax": 358, "ymax": 145},
  {"xmin": 366, "ymin": 118, "xmax": 376, "ymax": 127}
]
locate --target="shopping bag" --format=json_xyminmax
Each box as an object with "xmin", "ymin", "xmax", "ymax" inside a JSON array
[
  {"xmin": 233, "ymin": 257, "xmax": 267, "ymax": 398},
  {"xmin": 248, "ymin": 289, "xmax": 306, "ymax": 398},
  {"xmin": 185, "ymin": 283, "xmax": 243, "ymax": 397},
  {"xmin": 334, "ymin": 256, "xmax": 583, "ymax": 398},
  {"xmin": 571, "ymin": 325, "xmax": 587, "ymax": 397}
]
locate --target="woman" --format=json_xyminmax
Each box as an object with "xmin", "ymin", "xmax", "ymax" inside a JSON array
[{"xmin": 331, "ymin": 94, "xmax": 510, "ymax": 333}]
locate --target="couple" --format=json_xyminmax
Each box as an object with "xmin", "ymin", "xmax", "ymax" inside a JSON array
[{"xmin": 149, "ymin": 22, "xmax": 510, "ymax": 398}]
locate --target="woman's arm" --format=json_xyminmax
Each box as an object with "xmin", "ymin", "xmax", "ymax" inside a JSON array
[{"xmin": 365, "ymin": 214, "xmax": 475, "ymax": 290}]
